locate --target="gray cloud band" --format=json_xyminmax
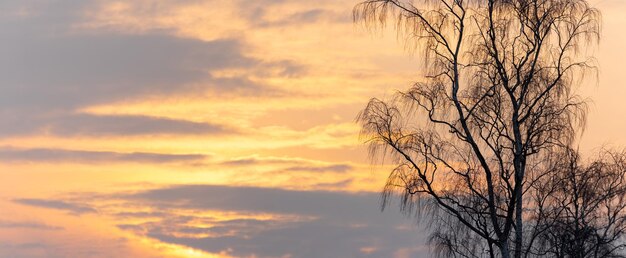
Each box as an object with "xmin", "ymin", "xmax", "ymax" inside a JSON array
[
  {"xmin": 0, "ymin": 147, "xmax": 209, "ymax": 163},
  {"xmin": 0, "ymin": 0, "xmax": 302, "ymax": 137},
  {"xmin": 14, "ymin": 185, "xmax": 427, "ymax": 257}
]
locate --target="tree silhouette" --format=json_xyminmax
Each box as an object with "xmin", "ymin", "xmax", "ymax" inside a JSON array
[
  {"xmin": 352, "ymin": 0, "xmax": 625, "ymax": 257},
  {"xmin": 532, "ymin": 149, "xmax": 626, "ymax": 257}
]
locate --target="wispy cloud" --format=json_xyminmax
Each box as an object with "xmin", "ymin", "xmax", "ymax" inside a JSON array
[
  {"xmin": 314, "ymin": 178, "xmax": 354, "ymax": 188},
  {"xmin": 0, "ymin": 220, "xmax": 63, "ymax": 230},
  {"xmin": 13, "ymin": 199, "xmax": 96, "ymax": 215},
  {"xmin": 1, "ymin": 113, "xmax": 231, "ymax": 137},
  {"xmin": 254, "ymin": 9, "xmax": 349, "ymax": 27},
  {"xmin": 0, "ymin": 147, "xmax": 208, "ymax": 164},
  {"xmin": 219, "ymin": 156, "xmax": 353, "ymax": 172},
  {"xmin": 283, "ymin": 164, "xmax": 353, "ymax": 173}
]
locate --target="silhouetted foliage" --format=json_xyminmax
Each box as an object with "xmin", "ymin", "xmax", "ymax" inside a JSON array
[{"xmin": 352, "ymin": 0, "xmax": 625, "ymax": 257}]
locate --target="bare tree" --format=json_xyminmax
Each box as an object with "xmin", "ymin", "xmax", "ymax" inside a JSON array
[
  {"xmin": 532, "ymin": 149, "xmax": 626, "ymax": 258},
  {"xmin": 417, "ymin": 148, "xmax": 626, "ymax": 258},
  {"xmin": 353, "ymin": 0, "xmax": 601, "ymax": 257}
]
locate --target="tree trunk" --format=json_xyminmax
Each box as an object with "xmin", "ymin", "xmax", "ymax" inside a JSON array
[
  {"xmin": 514, "ymin": 191, "xmax": 523, "ymax": 258},
  {"xmin": 500, "ymin": 242, "xmax": 511, "ymax": 258}
]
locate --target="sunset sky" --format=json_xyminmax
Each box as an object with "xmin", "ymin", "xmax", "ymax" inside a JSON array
[{"xmin": 1, "ymin": 0, "xmax": 625, "ymax": 257}]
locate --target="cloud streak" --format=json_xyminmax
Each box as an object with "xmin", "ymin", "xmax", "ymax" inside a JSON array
[
  {"xmin": 283, "ymin": 164, "xmax": 352, "ymax": 173},
  {"xmin": 0, "ymin": 147, "xmax": 208, "ymax": 164},
  {"xmin": 0, "ymin": 113, "xmax": 232, "ymax": 137},
  {"xmin": 13, "ymin": 199, "xmax": 96, "ymax": 215},
  {"xmin": 0, "ymin": 221, "xmax": 63, "ymax": 231}
]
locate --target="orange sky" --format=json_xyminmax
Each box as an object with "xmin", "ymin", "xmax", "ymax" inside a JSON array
[{"xmin": 0, "ymin": 0, "xmax": 624, "ymax": 257}]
